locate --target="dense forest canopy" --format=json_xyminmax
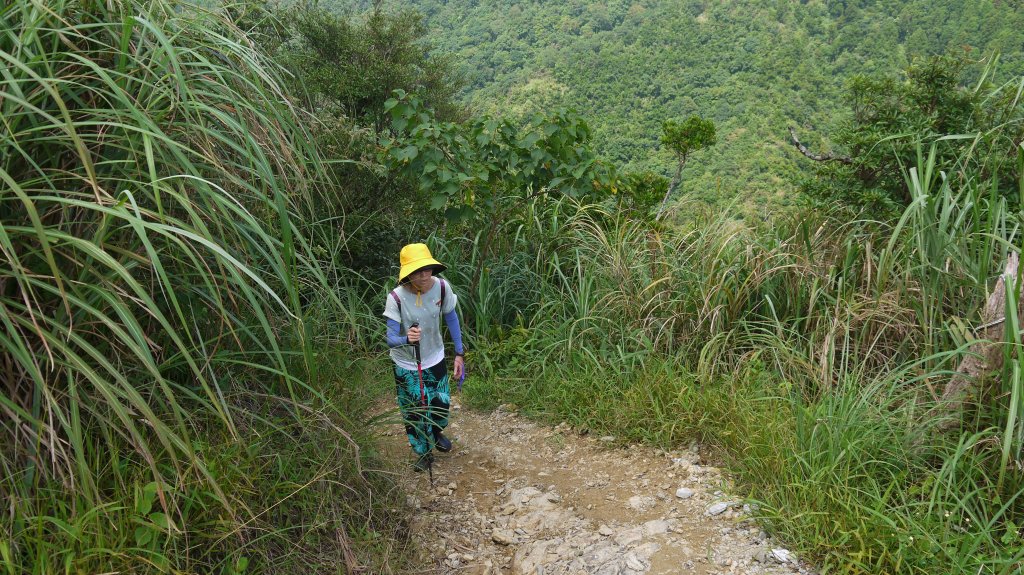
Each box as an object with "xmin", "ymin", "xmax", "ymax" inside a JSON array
[{"xmin": 326, "ymin": 0, "xmax": 1024, "ymax": 213}]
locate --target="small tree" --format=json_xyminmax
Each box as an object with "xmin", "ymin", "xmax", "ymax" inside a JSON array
[
  {"xmin": 276, "ymin": 5, "xmax": 464, "ymax": 131},
  {"xmin": 656, "ymin": 116, "xmax": 717, "ymax": 220}
]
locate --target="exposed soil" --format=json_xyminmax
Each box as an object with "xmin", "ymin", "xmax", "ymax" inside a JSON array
[{"xmin": 378, "ymin": 399, "xmax": 816, "ymax": 575}]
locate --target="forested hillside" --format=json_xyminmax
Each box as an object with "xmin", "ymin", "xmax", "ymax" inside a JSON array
[{"xmin": 329, "ymin": 0, "xmax": 1024, "ymax": 213}]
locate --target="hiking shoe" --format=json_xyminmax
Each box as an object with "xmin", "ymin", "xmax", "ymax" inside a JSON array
[
  {"xmin": 434, "ymin": 430, "xmax": 452, "ymax": 453},
  {"xmin": 412, "ymin": 453, "xmax": 433, "ymax": 473}
]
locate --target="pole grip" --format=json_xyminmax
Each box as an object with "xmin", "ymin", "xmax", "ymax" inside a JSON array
[{"xmin": 410, "ymin": 322, "xmax": 421, "ymax": 364}]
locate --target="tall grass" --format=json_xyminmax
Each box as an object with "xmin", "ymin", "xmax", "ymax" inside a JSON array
[{"xmin": 1, "ymin": 1, "xmax": 405, "ymax": 572}]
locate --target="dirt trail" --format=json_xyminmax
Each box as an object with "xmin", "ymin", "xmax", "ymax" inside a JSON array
[{"xmin": 380, "ymin": 399, "xmax": 815, "ymax": 575}]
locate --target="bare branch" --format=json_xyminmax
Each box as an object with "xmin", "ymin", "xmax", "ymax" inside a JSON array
[{"xmin": 789, "ymin": 127, "xmax": 853, "ymax": 164}]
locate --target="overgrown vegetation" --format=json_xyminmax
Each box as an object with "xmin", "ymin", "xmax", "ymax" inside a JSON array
[
  {"xmin": 4, "ymin": 0, "xmax": 1024, "ymax": 573},
  {"xmin": 241, "ymin": 0, "xmax": 468, "ymax": 280},
  {"xmin": 0, "ymin": 1, "xmax": 407, "ymax": 572},
  {"xmin": 448, "ymin": 141, "xmax": 1024, "ymax": 571}
]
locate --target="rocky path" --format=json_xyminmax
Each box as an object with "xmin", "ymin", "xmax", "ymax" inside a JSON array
[{"xmin": 381, "ymin": 400, "xmax": 815, "ymax": 575}]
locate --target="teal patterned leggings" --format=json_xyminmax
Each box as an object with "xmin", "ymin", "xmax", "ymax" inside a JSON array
[{"xmin": 394, "ymin": 361, "xmax": 450, "ymax": 455}]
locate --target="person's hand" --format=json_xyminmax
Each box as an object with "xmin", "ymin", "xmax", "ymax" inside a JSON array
[
  {"xmin": 453, "ymin": 355, "xmax": 465, "ymax": 386},
  {"xmin": 407, "ymin": 326, "xmax": 421, "ymax": 344}
]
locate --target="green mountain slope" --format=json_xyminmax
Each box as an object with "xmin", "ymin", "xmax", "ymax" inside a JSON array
[{"xmin": 329, "ymin": 0, "xmax": 1024, "ymax": 213}]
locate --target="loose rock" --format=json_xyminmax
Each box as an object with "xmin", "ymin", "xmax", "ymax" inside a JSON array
[
  {"xmin": 627, "ymin": 495, "xmax": 655, "ymax": 511},
  {"xmin": 491, "ymin": 529, "xmax": 516, "ymax": 545},
  {"xmin": 706, "ymin": 502, "xmax": 729, "ymax": 516},
  {"xmin": 772, "ymin": 548, "xmax": 793, "ymax": 563}
]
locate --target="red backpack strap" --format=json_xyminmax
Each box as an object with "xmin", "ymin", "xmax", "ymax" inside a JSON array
[{"xmin": 389, "ymin": 290, "xmax": 402, "ymax": 313}]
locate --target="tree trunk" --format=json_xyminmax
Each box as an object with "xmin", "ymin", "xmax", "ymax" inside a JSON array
[
  {"xmin": 655, "ymin": 156, "xmax": 686, "ymax": 221},
  {"xmin": 937, "ymin": 252, "xmax": 1021, "ymax": 425}
]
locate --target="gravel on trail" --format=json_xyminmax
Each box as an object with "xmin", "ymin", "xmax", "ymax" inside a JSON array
[{"xmin": 380, "ymin": 400, "xmax": 816, "ymax": 575}]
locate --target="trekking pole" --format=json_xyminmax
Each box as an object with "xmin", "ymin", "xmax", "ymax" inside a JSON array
[{"xmin": 410, "ymin": 322, "xmax": 433, "ymax": 486}]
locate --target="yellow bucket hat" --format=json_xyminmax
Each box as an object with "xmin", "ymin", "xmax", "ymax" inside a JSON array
[{"xmin": 398, "ymin": 243, "xmax": 446, "ymax": 283}]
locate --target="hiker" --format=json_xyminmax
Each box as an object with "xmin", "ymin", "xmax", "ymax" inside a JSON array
[{"xmin": 383, "ymin": 243, "xmax": 465, "ymax": 472}]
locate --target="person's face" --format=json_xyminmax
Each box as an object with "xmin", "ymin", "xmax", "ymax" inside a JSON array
[{"xmin": 408, "ymin": 267, "xmax": 433, "ymax": 291}]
